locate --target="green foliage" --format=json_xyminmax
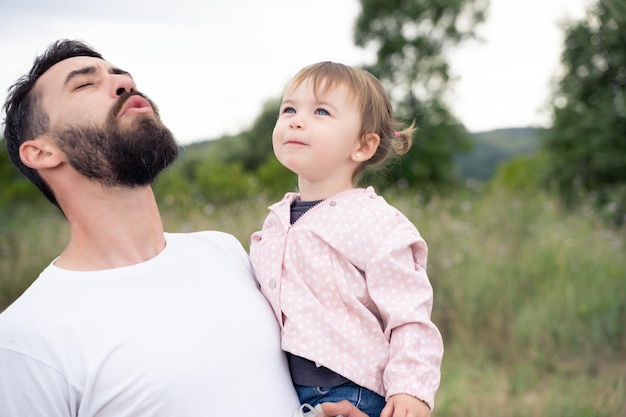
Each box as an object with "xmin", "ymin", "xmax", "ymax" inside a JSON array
[
  {"xmin": 392, "ymin": 118, "xmax": 468, "ymax": 188},
  {"xmin": 158, "ymin": 1, "xmax": 493, "ymax": 198},
  {"xmin": 490, "ymin": 153, "xmax": 546, "ymax": 191},
  {"xmin": 353, "ymin": 0, "xmax": 488, "ymax": 191},
  {"xmin": 192, "ymin": 159, "xmax": 256, "ymax": 204},
  {"xmin": 456, "ymin": 127, "xmax": 542, "ymax": 181},
  {"xmin": 0, "ymin": 202, "xmax": 66, "ymax": 308},
  {"xmin": 152, "ymin": 161, "xmax": 197, "ymax": 207},
  {"xmin": 427, "ymin": 187, "xmax": 626, "ymax": 417},
  {"xmin": 0, "ymin": 139, "xmax": 41, "ymax": 205},
  {"xmin": 192, "ymin": 98, "xmax": 281, "ymax": 173},
  {"xmin": 154, "ymin": 155, "xmax": 258, "ymax": 207},
  {"xmin": 355, "ymin": 0, "xmax": 488, "ymax": 97},
  {"xmin": 255, "ymin": 155, "xmax": 297, "ymax": 198},
  {"xmin": 2, "ymin": 188, "xmax": 624, "ymax": 416},
  {"xmin": 156, "ymin": 99, "xmax": 287, "ymax": 203},
  {"xmin": 183, "ymin": 134, "xmax": 245, "ymax": 164},
  {"xmin": 543, "ymin": 0, "xmax": 626, "ymax": 225},
  {"xmin": 234, "ymin": 98, "xmax": 281, "ymax": 171},
  {"xmin": 166, "ymin": 124, "xmax": 545, "ymax": 203}
]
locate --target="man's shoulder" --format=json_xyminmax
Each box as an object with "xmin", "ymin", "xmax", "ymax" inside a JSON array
[
  {"xmin": 164, "ymin": 231, "xmax": 249, "ymax": 264},
  {"xmin": 166, "ymin": 230, "xmax": 241, "ymax": 247}
]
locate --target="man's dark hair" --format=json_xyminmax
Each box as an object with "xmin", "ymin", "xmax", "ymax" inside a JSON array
[{"xmin": 2, "ymin": 39, "xmax": 103, "ymax": 209}]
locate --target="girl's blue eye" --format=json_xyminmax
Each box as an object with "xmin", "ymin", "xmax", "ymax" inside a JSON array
[
  {"xmin": 315, "ymin": 108, "xmax": 329, "ymax": 116},
  {"xmin": 283, "ymin": 106, "xmax": 296, "ymax": 114}
]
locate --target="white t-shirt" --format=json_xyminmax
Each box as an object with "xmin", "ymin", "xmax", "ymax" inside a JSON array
[{"xmin": 0, "ymin": 231, "xmax": 299, "ymax": 417}]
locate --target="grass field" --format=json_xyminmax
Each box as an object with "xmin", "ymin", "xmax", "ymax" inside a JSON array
[{"xmin": 1, "ymin": 186, "xmax": 624, "ymax": 416}]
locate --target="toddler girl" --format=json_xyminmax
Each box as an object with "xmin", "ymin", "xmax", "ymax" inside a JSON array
[{"xmin": 250, "ymin": 62, "xmax": 443, "ymax": 417}]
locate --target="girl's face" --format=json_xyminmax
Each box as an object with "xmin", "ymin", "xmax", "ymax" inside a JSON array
[{"xmin": 272, "ymin": 78, "xmax": 364, "ymax": 199}]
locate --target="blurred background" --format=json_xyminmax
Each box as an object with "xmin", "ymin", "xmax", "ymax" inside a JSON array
[
  {"xmin": 1, "ymin": 0, "xmax": 624, "ymax": 416},
  {"xmin": 0, "ymin": 0, "xmax": 589, "ymax": 144}
]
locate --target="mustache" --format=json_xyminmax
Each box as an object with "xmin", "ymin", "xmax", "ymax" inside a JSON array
[{"xmin": 111, "ymin": 91, "xmax": 159, "ymax": 118}]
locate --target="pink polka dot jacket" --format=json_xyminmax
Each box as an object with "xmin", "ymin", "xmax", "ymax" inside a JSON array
[{"xmin": 250, "ymin": 187, "xmax": 443, "ymax": 410}]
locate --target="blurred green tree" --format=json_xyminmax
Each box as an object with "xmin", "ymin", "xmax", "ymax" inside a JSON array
[
  {"xmin": 543, "ymin": 0, "xmax": 626, "ymax": 225},
  {"xmin": 0, "ymin": 139, "xmax": 41, "ymax": 206},
  {"xmin": 207, "ymin": 98, "xmax": 295, "ymax": 198},
  {"xmin": 221, "ymin": 98, "xmax": 281, "ymax": 172},
  {"xmin": 354, "ymin": 0, "xmax": 488, "ymax": 192}
]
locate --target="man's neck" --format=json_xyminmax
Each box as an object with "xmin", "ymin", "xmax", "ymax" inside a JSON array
[{"xmin": 55, "ymin": 185, "xmax": 166, "ymax": 271}]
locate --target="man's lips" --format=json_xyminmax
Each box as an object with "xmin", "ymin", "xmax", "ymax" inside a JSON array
[{"xmin": 118, "ymin": 95, "xmax": 153, "ymax": 117}]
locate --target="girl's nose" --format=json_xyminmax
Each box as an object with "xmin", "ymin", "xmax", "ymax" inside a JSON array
[{"xmin": 290, "ymin": 116, "xmax": 305, "ymax": 129}]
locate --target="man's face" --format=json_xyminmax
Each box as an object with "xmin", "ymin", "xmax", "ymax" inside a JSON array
[{"xmin": 35, "ymin": 56, "xmax": 178, "ymax": 187}]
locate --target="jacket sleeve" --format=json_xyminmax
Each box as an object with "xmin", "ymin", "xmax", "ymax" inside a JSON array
[{"xmin": 364, "ymin": 219, "xmax": 444, "ymax": 410}]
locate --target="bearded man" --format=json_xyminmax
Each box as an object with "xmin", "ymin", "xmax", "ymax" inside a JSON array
[{"xmin": 0, "ymin": 39, "xmax": 365, "ymax": 417}]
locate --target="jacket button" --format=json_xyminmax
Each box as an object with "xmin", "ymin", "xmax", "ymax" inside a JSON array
[{"xmin": 268, "ymin": 278, "xmax": 277, "ymax": 289}]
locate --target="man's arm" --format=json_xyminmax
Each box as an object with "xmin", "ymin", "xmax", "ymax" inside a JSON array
[{"xmin": 320, "ymin": 400, "xmax": 370, "ymax": 417}]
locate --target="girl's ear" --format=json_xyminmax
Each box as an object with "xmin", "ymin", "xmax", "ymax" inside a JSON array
[
  {"xmin": 19, "ymin": 135, "xmax": 64, "ymax": 170},
  {"xmin": 352, "ymin": 132, "xmax": 380, "ymax": 162}
]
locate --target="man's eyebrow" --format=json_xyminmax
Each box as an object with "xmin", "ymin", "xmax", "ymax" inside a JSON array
[
  {"xmin": 63, "ymin": 65, "xmax": 97, "ymax": 86},
  {"xmin": 63, "ymin": 65, "xmax": 133, "ymax": 86},
  {"xmin": 110, "ymin": 67, "xmax": 132, "ymax": 78}
]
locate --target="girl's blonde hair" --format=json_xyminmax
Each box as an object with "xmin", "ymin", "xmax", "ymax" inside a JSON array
[{"xmin": 287, "ymin": 61, "xmax": 415, "ymax": 181}]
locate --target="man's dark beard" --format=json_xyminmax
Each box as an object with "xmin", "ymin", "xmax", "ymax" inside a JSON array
[{"xmin": 53, "ymin": 92, "xmax": 179, "ymax": 187}]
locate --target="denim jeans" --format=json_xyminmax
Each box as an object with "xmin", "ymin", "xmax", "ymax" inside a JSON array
[{"xmin": 294, "ymin": 382, "xmax": 385, "ymax": 417}]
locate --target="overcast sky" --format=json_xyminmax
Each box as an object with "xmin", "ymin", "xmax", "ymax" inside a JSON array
[{"xmin": 0, "ymin": 0, "xmax": 591, "ymax": 145}]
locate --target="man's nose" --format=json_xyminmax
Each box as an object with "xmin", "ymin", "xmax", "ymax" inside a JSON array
[
  {"xmin": 116, "ymin": 87, "xmax": 133, "ymax": 96},
  {"xmin": 113, "ymin": 76, "xmax": 136, "ymax": 97}
]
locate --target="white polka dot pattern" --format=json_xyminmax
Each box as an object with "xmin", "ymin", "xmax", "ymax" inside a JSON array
[{"xmin": 250, "ymin": 187, "xmax": 443, "ymax": 409}]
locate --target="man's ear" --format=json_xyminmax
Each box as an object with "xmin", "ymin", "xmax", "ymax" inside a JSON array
[
  {"xmin": 352, "ymin": 132, "xmax": 380, "ymax": 162},
  {"xmin": 19, "ymin": 135, "xmax": 64, "ymax": 169}
]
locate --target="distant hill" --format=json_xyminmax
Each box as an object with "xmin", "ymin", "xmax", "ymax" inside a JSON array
[
  {"xmin": 180, "ymin": 126, "xmax": 545, "ymax": 184},
  {"xmin": 455, "ymin": 127, "xmax": 546, "ymax": 181}
]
